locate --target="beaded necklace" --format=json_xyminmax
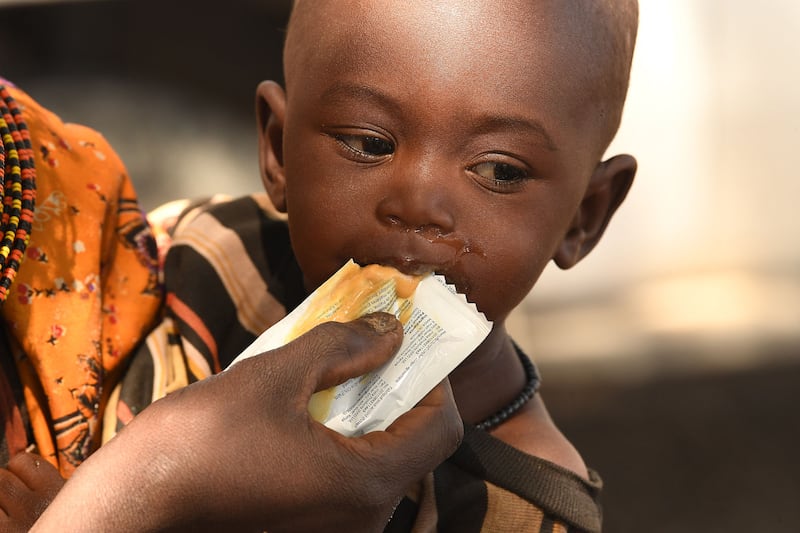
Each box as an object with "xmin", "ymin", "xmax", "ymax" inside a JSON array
[
  {"xmin": 475, "ymin": 343, "xmax": 541, "ymax": 431},
  {"xmin": 0, "ymin": 84, "xmax": 37, "ymax": 303}
]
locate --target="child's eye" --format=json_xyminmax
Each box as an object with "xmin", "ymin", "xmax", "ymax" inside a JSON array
[
  {"xmin": 469, "ymin": 161, "xmax": 531, "ymax": 190},
  {"xmin": 333, "ymin": 134, "xmax": 395, "ymax": 161}
]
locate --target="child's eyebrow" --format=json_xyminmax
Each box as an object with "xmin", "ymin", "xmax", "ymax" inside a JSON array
[
  {"xmin": 320, "ymin": 82, "xmax": 404, "ymax": 117},
  {"xmin": 470, "ymin": 114, "xmax": 558, "ymax": 152}
]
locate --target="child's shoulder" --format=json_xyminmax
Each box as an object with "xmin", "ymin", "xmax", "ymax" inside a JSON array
[{"xmin": 492, "ymin": 395, "xmax": 589, "ymax": 479}]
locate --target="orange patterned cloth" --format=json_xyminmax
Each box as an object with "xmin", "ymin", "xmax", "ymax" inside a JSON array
[{"xmin": 0, "ymin": 81, "xmax": 162, "ymax": 476}]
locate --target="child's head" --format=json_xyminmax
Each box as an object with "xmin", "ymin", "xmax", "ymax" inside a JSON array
[{"xmin": 257, "ymin": 0, "xmax": 638, "ymax": 327}]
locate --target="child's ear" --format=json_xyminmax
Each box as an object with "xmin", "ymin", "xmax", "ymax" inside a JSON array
[
  {"xmin": 256, "ymin": 80, "xmax": 288, "ymax": 213},
  {"xmin": 553, "ymin": 154, "xmax": 637, "ymax": 269}
]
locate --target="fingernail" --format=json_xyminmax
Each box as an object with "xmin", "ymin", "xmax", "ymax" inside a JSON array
[{"xmin": 361, "ymin": 313, "xmax": 397, "ymax": 334}]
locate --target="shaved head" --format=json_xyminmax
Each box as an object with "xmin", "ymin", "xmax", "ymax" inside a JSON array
[{"xmin": 284, "ymin": 0, "xmax": 638, "ymax": 154}]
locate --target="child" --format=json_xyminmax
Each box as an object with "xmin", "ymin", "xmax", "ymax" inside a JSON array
[
  {"xmin": 110, "ymin": 0, "xmax": 638, "ymax": 530},
  {"xmin": 10, "ymin": 0, "xmax": 640, "ymax": 529}
]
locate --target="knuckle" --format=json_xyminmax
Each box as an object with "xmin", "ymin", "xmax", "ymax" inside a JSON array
[{"xmin": 5, "ymin": 453, "xmax": 32, "ymax": 473}]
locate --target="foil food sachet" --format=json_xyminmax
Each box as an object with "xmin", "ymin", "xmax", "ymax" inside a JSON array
[{"xmin": 227, "ymin": 259, "xmax": 492, "ymax": 436}]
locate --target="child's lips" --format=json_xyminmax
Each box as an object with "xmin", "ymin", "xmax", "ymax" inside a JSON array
[{"xmin": 362, "ymin": 256, "xmax": 441, "ymax": 277}]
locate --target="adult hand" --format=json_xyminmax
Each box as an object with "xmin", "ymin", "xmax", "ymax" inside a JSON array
[
  {"xmin": 32, "ymin": 313, "xmax": 463, "ymax": 532},
  {"xmin": 0, "ymin": 453, "xmax": 64, "ymax": 532}
]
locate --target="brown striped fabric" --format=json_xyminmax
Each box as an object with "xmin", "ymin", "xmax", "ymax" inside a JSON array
[{"xmin": 109, "ymin": 195, "xmax": 604, "ymax": 532}]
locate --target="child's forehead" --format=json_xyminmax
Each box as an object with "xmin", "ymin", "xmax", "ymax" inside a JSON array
[
  {"xmin": 289, "ymin": 1, "xmax": 587, "ymax": 65},
  {"xmin": 287, "ymin": 2, "xmax": 634, "ymax": 100},
  {"xmin": 285, "ymin": 0, "xmax": 636, "ymax": 154},
  {"xmin": 294, "ymin": 5, "xmax": 579, "ymax": 97},
  {"xmin": 288, "ymin": 1, "xmax": 629, "ymax": 55}
]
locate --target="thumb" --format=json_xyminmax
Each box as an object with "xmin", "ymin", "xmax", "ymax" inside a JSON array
[{"xmin": 269, "ymin": 312, "xmax": 405, "ymax": 395}]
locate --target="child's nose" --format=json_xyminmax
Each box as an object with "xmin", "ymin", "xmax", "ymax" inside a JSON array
[{"xmin": 375, "ymin": 158, "xmax": 456, "ymax": 233}]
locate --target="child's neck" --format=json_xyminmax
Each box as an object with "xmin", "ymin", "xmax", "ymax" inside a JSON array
[{"xmin": 449, "ymin": 324, "xmax": 527, "ymax": 427}]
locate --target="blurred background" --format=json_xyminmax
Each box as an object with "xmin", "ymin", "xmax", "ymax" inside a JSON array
[{"xmin": 1, "ymin": 0, "xmax": 798, "ymax": 530}]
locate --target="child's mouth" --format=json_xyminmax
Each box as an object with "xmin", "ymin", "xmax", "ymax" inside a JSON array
[
  {"xmin": 359, "ymin": 256, "xmax": 439, "ymax": 277},
  {"xmin": 350, "ymin": 229, "xmax": 482, "ymax": 299},
  {"xmin": 353, "ymin": 256, "xmax": 471, "ymax": 301}
]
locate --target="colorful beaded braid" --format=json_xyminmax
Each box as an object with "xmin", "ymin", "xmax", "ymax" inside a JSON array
[{"xmin": 0, "ymin": 84, "xmax": 36, "ymax": 303}]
